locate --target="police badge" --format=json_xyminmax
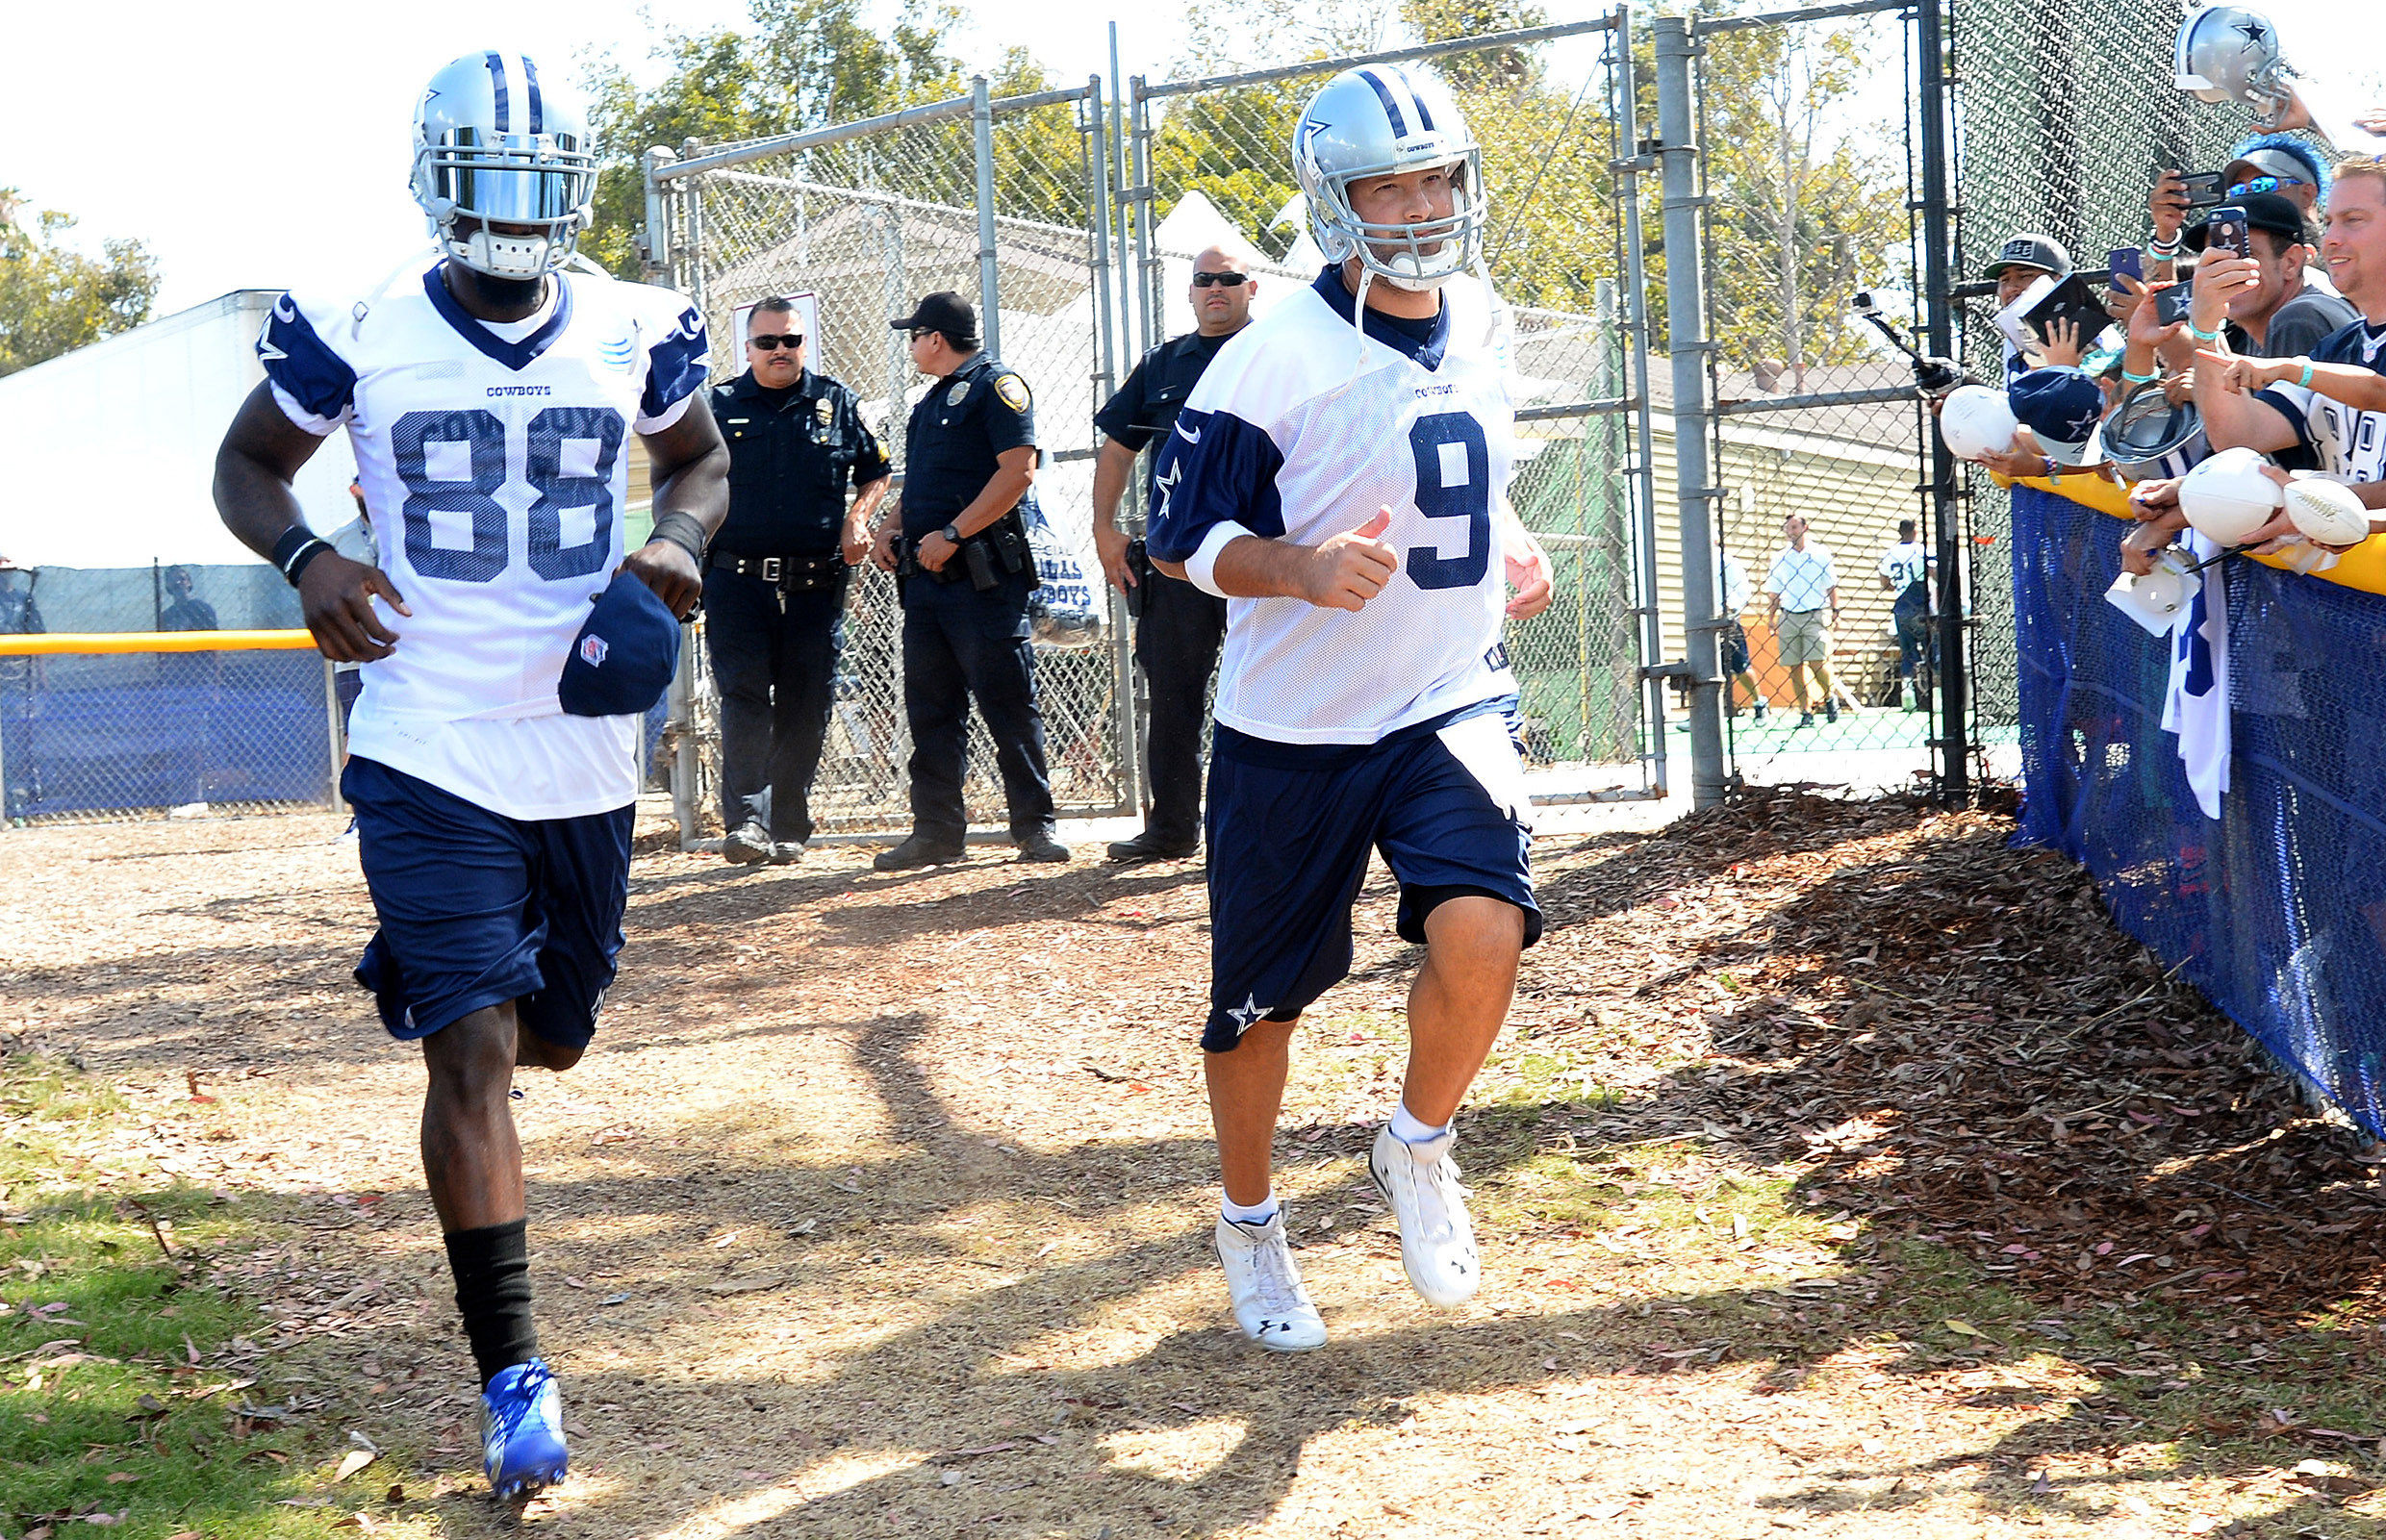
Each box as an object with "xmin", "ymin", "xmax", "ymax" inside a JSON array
[{"xmin": 946, "ymin": 380, "xmax": 972, "ymax": 405}]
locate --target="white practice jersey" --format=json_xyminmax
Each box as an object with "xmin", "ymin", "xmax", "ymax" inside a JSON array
[
  {"xmin": 261, "ymin": 257, "xmax": 708, "ymax": 819},
  {"xmin": 1148, "ymin": 266, "xmax": 1518, "ymax": 745},
  {"xmin": 2255, "ymin": 316, "xmax": 2386, "ymax": 485}
]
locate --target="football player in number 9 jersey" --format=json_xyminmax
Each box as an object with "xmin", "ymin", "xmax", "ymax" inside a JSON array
[
  {"xmin": 1146, "ymin": 63, "xmax": 1555, "ymax": 1351},
  {"xmin": 211, "ymin": 52, "xmax": 728, "ymax": 1501}
]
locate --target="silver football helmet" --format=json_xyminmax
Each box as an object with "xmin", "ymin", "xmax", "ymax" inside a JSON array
[
  {"xmin": 2174, "ymin": 6, "xmax": 2297, "ymax": 124},
  {"xmin": 410, "ymin": 51, "xmax": 597, "ymax": 281},
  {"xmin": 2103, "ymin": 382, "xmax": 2209, "ymax": 484},
  {"xmin": 1293, "ymin": 64, "xmax": 1486, "ymax": 292}
]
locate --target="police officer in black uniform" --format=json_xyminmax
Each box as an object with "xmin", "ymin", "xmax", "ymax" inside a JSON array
[
  {"xmin": 705, "ymin": 296, "xmax": 892, "ymax": 865},
  {"xmin": 869, "ymin": 291, "xmax": 1067, "ymax": 869},
  {"xmin": 1090, "ymin": 245, "xmax": 1256, "ymax": 863}
]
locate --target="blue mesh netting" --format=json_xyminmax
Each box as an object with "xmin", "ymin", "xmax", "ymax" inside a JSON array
[
  {"xmin": 1, "ymin": 651, "xmax": 332, "ymax": 821},
  {"xmin": 2011, "ymin": 484, "xmax": 2386, "ymax": 1138}
]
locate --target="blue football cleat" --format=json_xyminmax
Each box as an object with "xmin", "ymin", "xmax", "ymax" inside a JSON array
[{"xmin": 481, "ymin": 1357, "xmax": 568, "ymax": 1501}]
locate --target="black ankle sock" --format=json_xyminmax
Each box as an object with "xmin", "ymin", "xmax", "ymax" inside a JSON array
[{"xmin": 444, "ymin": 1219, "xmax": 539, "ymax": 1388}]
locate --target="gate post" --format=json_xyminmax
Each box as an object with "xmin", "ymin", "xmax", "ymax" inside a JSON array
[
  {"xmin": 1656, "ymin": 16, "xmax": 1729, "ymax": 810},
  {"xmin": 974, "ymin": 77, "xmax": 1003, "ymax": 358},
  {"xmin": 1916, "ymin": 0, "xmax": 1969, "ymax": 805}
]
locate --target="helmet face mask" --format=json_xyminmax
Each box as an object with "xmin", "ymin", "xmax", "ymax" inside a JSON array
[
  {"xmin": 412, "ymin": 52, "xmax": 597, "ymax": 282},
  {"xmin": 1295, "ymin": 65, "xmax": 1488, "ymax": 293}
]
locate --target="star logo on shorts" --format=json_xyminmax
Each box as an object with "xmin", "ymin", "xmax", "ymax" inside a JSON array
[{"xmin": 1228, "ymin": 995, "xmax": 1269, "ymax": 1033}]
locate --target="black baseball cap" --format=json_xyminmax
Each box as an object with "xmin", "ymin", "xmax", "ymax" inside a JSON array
[
  {"xmin": 1982, "ymin": 233, "xmax": 2073, "ymax": 282},
  {"xmin": 2185, "ymin": 189, "xmax": 2311, "ymax": 251},
  {"xmin": 890, "ymin": 291, "xmax": 977, "ymax": 338}
]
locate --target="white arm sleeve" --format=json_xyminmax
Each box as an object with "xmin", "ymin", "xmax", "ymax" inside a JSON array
[{"xmin": 1185, "ymin": 519, "xmax": 1257, "ymax": 599}]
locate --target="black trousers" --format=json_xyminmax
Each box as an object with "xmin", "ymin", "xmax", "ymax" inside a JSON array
[
  {"xmin": 1134, "ymin": 568, "xmax": 1228, "ymax": 846},
  {"xmin": 703, "ymin": 565, "xmax": 847, "ymax": 845},
  {"xmin": 901, "ymin": 575, "xmax": 1055, "ymax": 845}
]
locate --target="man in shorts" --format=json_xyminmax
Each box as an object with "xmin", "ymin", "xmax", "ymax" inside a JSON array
[
  {"xmin": 1148, "ymin": 62, "xmax": 1553, "ymax": 1351},
  {"xmin": 1765, "ymin": 515, "xmax": 1840, "ymax": 727},
  {"xmin": 211, "ymin": 52, "xmax": 726, "ymax": 1499}
]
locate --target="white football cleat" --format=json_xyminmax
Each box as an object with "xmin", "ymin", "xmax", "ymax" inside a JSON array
[
  {"xmin": 1214, "ymin": 1213, "xmax": 1328, "ymax": 1351},
  {"xmin": 1369, "ymin": 1124, "xmax": 1481, "ymax": 1307}
]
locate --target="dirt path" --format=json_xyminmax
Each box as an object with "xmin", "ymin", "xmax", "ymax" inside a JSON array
[{"xmin": 4, "ymin": 795, "xmax": 2385, "ymax": 1540}]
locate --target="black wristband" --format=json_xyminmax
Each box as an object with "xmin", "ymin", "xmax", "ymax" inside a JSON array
[
  {"xmin": 269, "ymin": 524, "xmax": 317, "ymax": 573},
  {"xmin": 272, "ymin": 526, "xmax": 334, "ymax": 588},
  {"xmin": 283, "ymin": 540, "xmax": 333, "ymax": 588},
  {"xmin": 647, "ymin": 512, "xmax": 707, "ymax": 564}
]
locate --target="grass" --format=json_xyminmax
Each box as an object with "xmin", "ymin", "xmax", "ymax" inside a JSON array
[{"xmin": 0, "ymin": 1054, "xmax": 437, "ymax": 1539}]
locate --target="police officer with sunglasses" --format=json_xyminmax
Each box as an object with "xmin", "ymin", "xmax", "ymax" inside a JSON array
[
  {"xmin": 1089, "ymin": 246, "xmax": 1259, "ymax": 862},
  {"xmin": 705, "ymin": 296, "xmax": 891, "ymax": 864}
]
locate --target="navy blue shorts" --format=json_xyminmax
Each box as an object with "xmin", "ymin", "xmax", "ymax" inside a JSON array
[
  {"xmin": 1201, "ymin": 705, "xmax": 1541, "ymax": 1052},
  {"xmin": 343, "ymin": 757, "xmax": 634, "ymax": 1048}
]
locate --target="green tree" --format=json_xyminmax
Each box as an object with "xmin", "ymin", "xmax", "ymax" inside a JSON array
[
  {"xmin": 581, "ymin": 0, "xmax": 967, "ymax": 277},
  {"xmin": 1696, "ymin": 17, "xmax": 1907, "ymax": 379},
  {"xmin": 0, "ymin": 191, "xmax": 159, "ymax": 376}
]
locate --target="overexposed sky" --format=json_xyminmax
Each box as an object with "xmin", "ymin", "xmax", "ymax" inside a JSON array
[
  {"xmin": 3, "ymin": 0, "xmax": 1194, "ymax": 315},
  {"xmin": 6, "ymin": 1, "xmax": 2381, "ymax": 317}
]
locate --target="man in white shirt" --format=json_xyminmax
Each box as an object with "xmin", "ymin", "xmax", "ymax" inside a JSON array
[
  {"xmin": 1765, "ymin": 516, "xmax": 1840, "ymax": 727},
  {"xmin": 1876, "ymin": 518, "xmax": 1935, "ymax": 711}
]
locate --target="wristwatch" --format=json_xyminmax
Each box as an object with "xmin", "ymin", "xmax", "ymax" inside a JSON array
[{"xmin": 941, "ymin": 522, "xmax": 962, "ymax": 545}]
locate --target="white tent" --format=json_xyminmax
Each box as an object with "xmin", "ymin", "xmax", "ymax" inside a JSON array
[{"xmin": 0, "ymin": 290, "xmax": 359, "ymax": 568}]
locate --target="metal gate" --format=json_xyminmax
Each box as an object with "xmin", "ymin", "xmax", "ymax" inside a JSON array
[
  {"xmin": 644, "ymin": 13, "xmax": 1665, "ymax": 842},
  {"xmin": 1124, "ymin": 16, "xmax": 1665, "ymax": 800},
  {"xmin": 645, "ymin": 79, "xmax": 1135, "ymax": 841},
  {"xmin": 1653, "ymin": 0, "xmax": 1957, "ymax": 805}
]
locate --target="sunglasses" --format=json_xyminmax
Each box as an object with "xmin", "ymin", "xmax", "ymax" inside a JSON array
[
  {"xmin": 748, "ymin": 333, "xmax": 804, "ymax": 350},
  {"xmin": 1190, "ymin": 271, "xmax": 1249, "ymax": 289},
  {"xmin": 2226, "ymin": 174, "xmax": 2305, "ymax": 198}
]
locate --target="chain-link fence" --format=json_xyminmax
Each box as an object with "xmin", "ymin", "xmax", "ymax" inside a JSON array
[
  {"xmin": 1661, "ymin": 1, "xmax": 1949, "ymax": 798},
  {"xmin": 650, "ymin": 79, "xmax": 1133, "ymax": 840},
  {"xmin": 0, "ymin": 637, "xmax": 341, "ymax": 826},
  {"xmin": 1949, "ymin": 0, "xmax": 2254, "ymax": 767},
  {"xmin": 1130, "ymin": 18, "xmax": 1661, "ymax": 788}
]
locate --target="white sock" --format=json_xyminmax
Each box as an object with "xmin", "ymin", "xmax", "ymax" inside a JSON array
[
  {"xmin": 1221, "ymin": 1191, "xmax": 1280, "ymax": 1226},
  {"xmin": 1389, "ymin": 1101, "xmax": 1451, "ymax": 1148}
]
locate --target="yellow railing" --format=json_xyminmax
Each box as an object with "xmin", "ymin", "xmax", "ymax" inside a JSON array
[{"xmin": 0, "ymin": 631, "xmax": 317, "ymax": 656}]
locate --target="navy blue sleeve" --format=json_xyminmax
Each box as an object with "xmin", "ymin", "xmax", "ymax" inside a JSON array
[
  {"xmin": 1093, "ymin": 356, "xmax": 1155, "ymax": 450},
  {"xmin": 1146, "ymin": 408, "xmax": 1284, "ymax": 563},
  {"xmin": 2251, "ymin": 386, "xmax": 2321, "ymax": 458},
  {"xmin": 640, "ymin": 304, "xmax": 711, "ymax": 424},
  {"xmin": 257, "ymin": 295, "xmax": 358, "ymax": 425},
  {"xmin": 982, "ymin": 370, "xmax": 1036, "ymax": 455}
]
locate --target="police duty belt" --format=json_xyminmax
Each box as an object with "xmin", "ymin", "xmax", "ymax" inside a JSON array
[{"xmin": 708, "ymin": 549, "xmax": 847, "ymax": 593}]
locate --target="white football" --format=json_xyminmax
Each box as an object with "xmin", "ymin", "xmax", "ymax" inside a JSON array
[
  {"xmin": 1939, "ymin": 385, "xmax": 2018, "ymax": 461},
  {"xmin": 2283, "ymin": 475, "xmax": 2372, "ymax": 546},
  {"xmin": 2177, "ymin": 445, "xmax": 2284, "ymax": 545}
]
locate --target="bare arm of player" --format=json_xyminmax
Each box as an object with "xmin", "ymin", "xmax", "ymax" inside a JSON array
[
  {"xmin": 1089, "ymin": 439, "xmax": 1140, "ymax": 592},
  {"xmin": 918, "ymin": 446, "xmax": 1039, "ymax": 573},
  {"xmin": 1497, "ymin": 495, "xmax": 1553, "ymax": 620},
  {"xmin": 213, "ymin": 381, "xmax": 412, "ymax": 664},
  {"xmin": 1150, "ymin": 508, "xmax": 1401, "ymax": 613},
  {"xmin": 625, "ymin": 391, "xmax": 730, "ymax": 618}
]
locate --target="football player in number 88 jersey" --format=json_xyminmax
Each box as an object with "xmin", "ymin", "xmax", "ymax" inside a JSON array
[
  {"xmin": 212, "ymin": 51, "xmax": 728, "ymax": 1501},
  {"xmin": 1146, "ymin": 63, "xmax": 1555, "ymax": 1351}
]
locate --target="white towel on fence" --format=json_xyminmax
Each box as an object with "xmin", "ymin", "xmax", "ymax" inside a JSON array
[{"xmin": 2161, "ymin": 531, "xmax": 2231, "ymax": 820}]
